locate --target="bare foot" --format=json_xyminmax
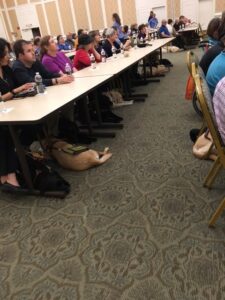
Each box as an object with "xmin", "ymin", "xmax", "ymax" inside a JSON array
[
  {"xmin": 7, "ymin": 173, "xmax": 20, "ymax": 187},
  {"xmin": 0, "ymin": 175, "xmax": 7, "ymax": 184}
]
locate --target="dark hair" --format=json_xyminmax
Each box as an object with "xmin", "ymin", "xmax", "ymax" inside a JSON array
[
  {"xmin": 123, "ymin": 25, "xmax": 129, "ymax": 33},
  {"xmin": 34, "ymin": 36, "xmax": 41, "ymax": 46},
  {"xmin": 78, "ymin": 34, "xmax": 93, "ymax": 48},
  {"xmin": 78, "ymin": 29, "xmax": 84, "ymax": 36},
  {"xmin": 138, "ymin": 24, "xmax": 146, "ymax": 32},
  {"xmin": 218, "ymin": 12, "xmax": 225, "ymax": 39},
  {"xmin": 112, "ymin": 13, "xmax": 121, "ymax": 25},
  {"xmin": 207, "ymin": 17, "xmax": 221, "ymax": 40},
  {"xmin": 0, "ymin": 38, "xmax": 11, "ymax": 59},
  {"xmin": 89, "ymin": 30, "xmax": 99, "ymax": 39},
  {"xmin": 168, "ymin": 19, "xmax": 173, "ymax": 25},
  {"xmin": 13, "ymin": 39, "xmax": 31, "ymax": 59},
  {"xmin": 130, "ymin": 23, "xmax": 138, "ymax": 33},
  {"xmin": 56, "ymin": 35, "xmax": 62, "ymax": 43},
  {"xmin": 40, "ymin": 35, "xmax": 51, "ymax": 60}
]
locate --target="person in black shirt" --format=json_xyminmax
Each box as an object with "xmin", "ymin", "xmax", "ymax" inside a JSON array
[
  {"xmin": 102, "ymin": 28, "xmax": 121, "ymax": 57},
  {"xmin": 0, "ymin": 38, "xmax": 33, "ymax": 189},
  {"xmin": 12, "ymin": 39, "xmax": 79, "ymax": 141},
  {"xmin": 12, "ymin": 39, "xmax": 73, "ymax": 87}
]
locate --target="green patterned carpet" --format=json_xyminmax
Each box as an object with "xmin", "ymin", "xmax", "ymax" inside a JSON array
[{"xmin": 1, "ymin": 50, "xmax": 225, "ymax": 300}]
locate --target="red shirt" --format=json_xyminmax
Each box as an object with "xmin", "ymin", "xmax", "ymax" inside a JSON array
[{"xmin": 73, "ymin": 48, "xmax": 101, "ymax": 70}]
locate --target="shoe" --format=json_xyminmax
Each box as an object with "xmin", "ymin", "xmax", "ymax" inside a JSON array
[
  {"xmin": 0, "ymin": 182, "xmax": 29, "ymax": 194},
  {"xmin": 189, "ymin": 128, "xmax": 200, "ymax": 143},
  {"xmin": 103, "ymin": 111, "xmax": 123, "ymax": 122}
]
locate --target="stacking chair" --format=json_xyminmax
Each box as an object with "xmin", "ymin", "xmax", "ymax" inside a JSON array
[
  {"xmin": 192, "ymin": 63, "xmax": 225, "ymax": 226},
  {"xmin": 186, "ymin": 51, "xmax": 203, "ymax": 117}
]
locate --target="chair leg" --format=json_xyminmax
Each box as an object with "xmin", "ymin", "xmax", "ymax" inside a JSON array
[
  {"xmin": 208, "ymin": 196, "xmax": 225, "ymax": 227},
  {"xmin": 203, "ymin": 157, "xmax": 222, "ymax": 188}
]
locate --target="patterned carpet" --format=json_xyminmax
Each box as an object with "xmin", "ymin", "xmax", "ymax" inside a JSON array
[{"xmin": 1, "ymin": 50, "xmax": 225, "ymax": 300}]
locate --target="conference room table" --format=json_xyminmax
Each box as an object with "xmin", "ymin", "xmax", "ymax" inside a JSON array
[
  {"xmin": 0, "ymin": 37, "xmax": 174, "ymax": 193},
  {"xmin": 178, "ymin": 25, "xmax": 199, "ymax": 47},
  {"xmin": 0, "ymin": 75, "xmax": 112, "ymax": 190},
  {"xmin": 74, "ymin": 37, "xmax": 175, "ymax": 78}
]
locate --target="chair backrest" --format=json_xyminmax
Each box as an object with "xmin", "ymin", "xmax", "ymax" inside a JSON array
[
  {"xmin": 193, "ymin": 65, "xmax": 225, "ymax": 166},
  {"xmin": 186, "ymin": 51, "xmax": 199, "ymax": 76}
]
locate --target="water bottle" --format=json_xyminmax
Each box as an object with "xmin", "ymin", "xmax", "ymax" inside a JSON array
[
  {"xmin": 154, "ymin": 32, "xmax": 158, "ymax": 40},
  {"xmin": 90, "ymin": 53, "xmax": 96, "ymax": 68},
  {"xmin": 101, "ymin": 48, "xmax": 106, "ymax": 63},
  {"xmin": 65, "ymin": 63, "xmax": 72, "ymax": 75},
  {"xmin": 120, "ymin": 43, "xmax": 124, "ymax": 54},
  {"xmin": 112, "ymin": 46, "xmax": 117, "ymax": 58},
  {"xmin": 0, "ymin": 92, "xmax": 6, "ymax": 113},
  {"xmin": 35, "ymin": 72, "xmax": 44, "ymax": 93},
  {"xmin": 133, "ymin": 34, "xmax": 137, "ymax": 49},
  {"xmin": 140, "ymin": 37, "xmax": 144, "ymax": 44}
]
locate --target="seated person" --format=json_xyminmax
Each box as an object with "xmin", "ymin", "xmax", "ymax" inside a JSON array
[
  {"xmin": 102, "ymin": 28, "xmax": 121, "ymax": 57},
  {"xmin": 89, "ymin": 30, "xmax": 102, "ymax": 54},
  {"xmin": 178, "ymin": 15, "xmax": 191, "ymax": 28},
  {"xmin": 206, "ymin": 17, "xmax": 221, "ymax": 46},
  {"xmin": 173, "ymin": 19, "xmax": 180, "ymax": 32},
  {"xmin": 212, "ymin": 76, "xmax": 225, "ymax": 144},
  {"xmin": 75, "ymin": 29, "xmax": 85, "ymax": 49},
  {"xmin": 40, "ymin": 35, "xmax": 74, "ymax": 75},
  {"xmin": 130, "ymin": 23, "xmax": 138, "ymax": 34},
  {"xmin": 138, "ymin": 24, "xmax": 147, "ymax": 40},
  {"xmin": 73, "ymin": 34, "xmax": 101, "ymax": 70},
  {"xmin": 12, "ymin": 39, "xmax": 73, "ymax": 87},
  {"xmin": 57, "ymin": 35, "xmax": 71, "ymax": 51},
  {"xmin": 199, "ymin": 33, "xmax": 225, "ymax": 75},
  {"xmin": 65, "ymin": 32, "xmax": 74, "ymax": 49},
  {"xmin": 148, "ymin": 13, "xmax": 158, "ymax": 28},
  {"xmin": 159, "ymin": 20, "xmax": 171, "ymax": 38},
  {"xmin": 33, "ymin": 36, "xmax": 41, "ymax": 60},
  {"xmin": 206, "ymin": 48, "xmax": 225, "ymax": 95},
  {"xmin": 0, "ymin": 38, "xmax": 34, "ymax": 188},
  {"xmin": 12, "ymin": 39, "xmax": 75, "ymax": 139},
  {"xmin": 122, "ymin": 25, "xmax": 130, "ymax": 40},
  {"xmin": 167, "ymin": 19, "xmax": 174, "ymax": 35}
]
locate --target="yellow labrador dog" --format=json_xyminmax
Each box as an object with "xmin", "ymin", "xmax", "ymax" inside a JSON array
[{"xmin": 47, "ymin": 139, "xmax": 112, "ymax": 171}]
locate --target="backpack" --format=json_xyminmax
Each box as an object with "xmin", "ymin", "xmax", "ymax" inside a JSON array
[{"xmin": 18, "ymin": 152, "xmax": 70, "ymax": 198}]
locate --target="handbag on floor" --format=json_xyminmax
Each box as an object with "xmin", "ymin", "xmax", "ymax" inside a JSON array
[
  {"xmin": 18, "ymin": 152, "xmax": 70, "ymax": 197},
  {"xmin": 193, "ymin": 131, "xmax": 217, "ymax": 161}
]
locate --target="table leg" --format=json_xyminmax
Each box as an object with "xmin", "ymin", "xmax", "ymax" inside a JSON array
[{"xmin": 9, "ymin": 125, "xmax": 34, "ymax": 189}]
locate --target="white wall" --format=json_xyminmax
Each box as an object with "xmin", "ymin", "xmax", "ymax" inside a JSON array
[
  {"xmin": 135, "ymin": 0, "xmax": 166, "ymax": 24},
  {"xmin": 0, "ymin": 12, "xmax": 8, "ymax": 40},
  {"xmin": 199, "ymin": 0, "xmax": 214, "ymax": 29}
]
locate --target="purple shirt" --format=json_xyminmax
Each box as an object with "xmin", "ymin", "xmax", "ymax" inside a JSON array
[
  {"xmin": 212, "ymin": 76, "xmax": 225, "ymax": 144},
  {"xmin": 41, "ymin": 51, "xmax": 73, "ymax": 74}
]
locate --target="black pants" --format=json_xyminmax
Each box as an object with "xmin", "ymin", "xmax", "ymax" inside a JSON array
[{"xmin": 0, "ymin": 126, "xmax": 18, "ymax": 176}]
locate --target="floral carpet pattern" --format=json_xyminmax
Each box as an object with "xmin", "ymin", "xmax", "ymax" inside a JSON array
[{"xmin": 1, "ymin": 51, "xmax": 225, "ymax": 299}]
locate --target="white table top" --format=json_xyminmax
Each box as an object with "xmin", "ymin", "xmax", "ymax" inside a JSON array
[
  {"xmin": 74, "ymin": 38, "xmax": 174, "ymax": 78},
  {"xmin": 178, "ymin": 25, "xmax": 199, "ymax": 33},
  {"xmin": 0, "ymin": 75, "xmax": 112, "ymax": 124},
  {"xmin": 65, "ymin": 51, "xmax": 76, "ymax": 58}
]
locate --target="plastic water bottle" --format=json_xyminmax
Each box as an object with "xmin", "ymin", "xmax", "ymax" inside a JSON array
[
  {"xmin": 90, "ymin": 53, "xmax": 96, "ymax": 68},
  {"xmin": 133, "ymin": 35, "xmax": 137, "ymax": 49},
  {"xmin": 120, "ymin": 43, "xmax": 124, "ymax": 54},
  {"xmin": 101, "ymin": 48, "xmax": 106, "ymax": 62},
  {"xmin": 154, "ymin": 32, "xmax": 158, "ymax": 40},
  {"xmin": 0, "ymin": 92, "xmax": 7, "ymax": 113},
  {"xmin": 35, "ymin": 72, "xmax": 44, "ymax": 93},
  {"xmin": 112, "ymin": 46, "xmax": 117, "ymax": 58},
  {"xmin": 65, "ymin": 63, "xmax": 72, "ymax": 75},
  {"xmin": 140, "ymin": 37, "xmax": 144, "ymax": 44}
]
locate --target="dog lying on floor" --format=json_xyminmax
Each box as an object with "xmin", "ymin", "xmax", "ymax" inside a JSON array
[{"xmin": 46, "ymin": 139, "xmax": 112, "ymax": 171}]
